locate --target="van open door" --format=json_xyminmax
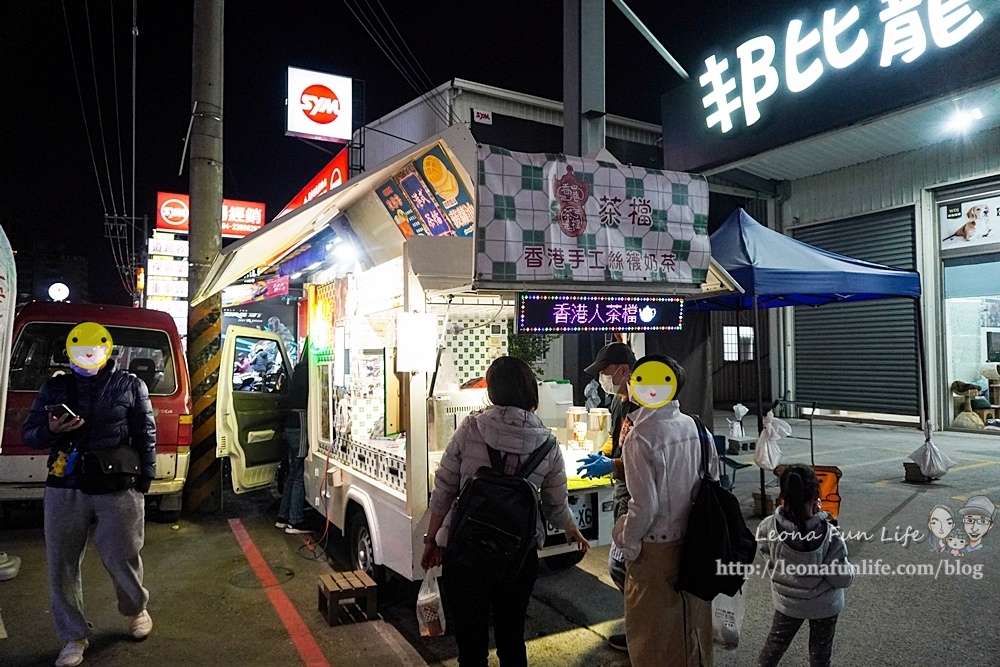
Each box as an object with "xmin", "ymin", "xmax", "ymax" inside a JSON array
[
  {"xmin": 217, "ymin": 326, "xmax": 292, "ymax": 493},
  {"xmin": 0, "ymin": 226, "xmax": 17, "ymax": 455}
]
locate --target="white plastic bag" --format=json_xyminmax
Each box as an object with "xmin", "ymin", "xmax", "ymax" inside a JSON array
[
  {"xmin": 417, "ymin": 570, "xmax": 446, "ymax": 637},
  {"xmin": 712, "ymin": 589, "xmax": 746, "ymax": 650},
  {"xmin": 727, "ymin": 403, "xmax": 749, "ymax": 438},
  {"xmin": 909, "ymin": 421, "xmax": 956, "ymax": 478},
  {"xmin": 755, "ymin": 410, "xmax": 791, "ymax": 471}
]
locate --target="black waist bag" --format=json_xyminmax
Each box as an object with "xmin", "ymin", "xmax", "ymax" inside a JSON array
[
  {"xmin": 62, "ymin": 372, "xmax": 141, "ymax": 494},
  {"xmin": 79, "ymin": 447, "xmax": 141, "ymax": 495}
]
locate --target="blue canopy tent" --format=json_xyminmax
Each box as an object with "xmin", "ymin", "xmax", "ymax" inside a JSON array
[{"xmin": 688, "ymin": 209, "xmax": 926, "ymax": 514}]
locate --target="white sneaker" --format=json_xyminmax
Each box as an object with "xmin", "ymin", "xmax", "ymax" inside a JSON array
[
  {"xmin": 55, "ymin": 639, "xmax": 88, "ymax": 667},
  {"xmin": 129, "ymin": 609, "xmax": 153, "ymax": 639}
]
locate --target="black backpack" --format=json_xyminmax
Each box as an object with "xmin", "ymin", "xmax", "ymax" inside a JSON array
[
  {"xmin": 444, "ymin": 435, "xmax": 557, "ymax": 583},
  {"xmin": 675, "ymin": 416, "xmax": 756, "ymax": 601}
]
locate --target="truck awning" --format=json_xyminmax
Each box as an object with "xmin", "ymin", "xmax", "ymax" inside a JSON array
[
  {"xmin": 192, "ymin": 124, "xmax": 742, "ymax": 304},
  {"xmin": 192, "ymin": 125, "xmax": 479, "ymax": 305}
]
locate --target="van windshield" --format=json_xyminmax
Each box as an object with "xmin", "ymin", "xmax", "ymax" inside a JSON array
[{"xmin": 9, "ymin": 323, "xmax": 178, "ymax": 396}]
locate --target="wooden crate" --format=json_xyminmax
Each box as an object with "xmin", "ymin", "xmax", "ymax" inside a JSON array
[{"xmin": 318, "ymin": 570, "xmax": 378, "ymax": 625}]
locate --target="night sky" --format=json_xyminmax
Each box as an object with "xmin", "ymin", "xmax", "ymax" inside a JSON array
[{"xmin": 1, "ymin": 0, "xmax": 788, "ymax": 304}]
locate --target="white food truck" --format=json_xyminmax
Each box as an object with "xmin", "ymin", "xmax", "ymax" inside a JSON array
[{"xmin": 195, "ymin": 125, "xmax": 738, "ymax": 581}]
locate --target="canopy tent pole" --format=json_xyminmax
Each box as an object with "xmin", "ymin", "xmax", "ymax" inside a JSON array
[
  {"xmin": 913, "ymin": 296, "xmax": 932, "ymax": 432},
  {"xmin": 754, "ymin": 295, "xmax": 767, "ymax": 517}
]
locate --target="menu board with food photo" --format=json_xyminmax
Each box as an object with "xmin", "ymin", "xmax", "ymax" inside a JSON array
[
  {"xmin": 376, "ymin": 142, "xmax": 475, "ymax": 239},
  {"xmin": 376, "ymin": 180, "xmax": 428, "ymax": 239},
  {"xmin": 412, "ymin": 144, "xmax": 475, "ymax": 237}
]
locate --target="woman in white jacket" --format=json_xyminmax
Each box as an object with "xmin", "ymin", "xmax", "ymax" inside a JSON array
[
  {"xmin": 613, "ymin": 354, "xmax": 717, "ymax": 667},
  {"xmin": 421, "ymin": 356, "xmax": 589, "ymax": 667}
]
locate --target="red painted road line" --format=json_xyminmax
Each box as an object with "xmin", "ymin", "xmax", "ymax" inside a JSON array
[{"xmin": 228, "ymin": 518, "xmax": 331, "ymax": 667}]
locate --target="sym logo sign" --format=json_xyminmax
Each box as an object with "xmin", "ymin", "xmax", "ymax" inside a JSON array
[
  {"xmin": 287, "ymin": 67, "xmax": 353, "ymax": 143},
  {"xmin": 300, "ymin": 84, "xmax": 340, "ymax": 124},
  {"xmin": 159, "ymin": 196, "xmax": 190, "ymax": 228}
]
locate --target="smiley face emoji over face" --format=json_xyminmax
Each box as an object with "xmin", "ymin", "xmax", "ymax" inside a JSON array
[
  {"xmin": 629, "ymin": 355, "xmax": 685, "ymax": 409},
  {"xmin": 66, "ymin": 322, "xmax": 113, "ymax": 370}
]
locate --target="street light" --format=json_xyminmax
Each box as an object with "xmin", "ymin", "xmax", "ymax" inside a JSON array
[{"xmin": 48, "ymin": 282, "xmax": 69, "ymax": 302}]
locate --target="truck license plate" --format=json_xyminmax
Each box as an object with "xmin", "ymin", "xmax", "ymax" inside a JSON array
[{"xmin": 573, "ymin": 504, "xmax": 593, "ymax": 530}]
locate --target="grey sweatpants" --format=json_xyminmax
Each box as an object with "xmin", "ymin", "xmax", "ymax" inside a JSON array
[{"xmin": 44, "ymin": 487, "xmax": 149, "ymax": 641}]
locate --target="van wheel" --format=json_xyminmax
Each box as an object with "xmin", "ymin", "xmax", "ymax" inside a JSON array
[
  {"xmin": 156, "ymin": 509, "xmax": 181, "ymax": 524},
  {"xmin": 152, "ymin": 491, "xmax": 183, "ymax": 524},
  {"xmin": 543, "ymin": 550, "xmax": 585, "ymax": 571},
  {"xmin": 348, "ymin": 510, "xmax": 385, "ymax": 584}
]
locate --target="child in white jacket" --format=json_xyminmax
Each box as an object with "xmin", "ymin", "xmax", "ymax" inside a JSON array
[{"xmin": 757, "ymin": 464, "xmax": 856, "ymax": 667}]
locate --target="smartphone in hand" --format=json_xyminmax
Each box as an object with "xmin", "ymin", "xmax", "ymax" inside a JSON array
[{"xmin": 46, "ymin": 404, "xmax": 78, "ymax": 420}]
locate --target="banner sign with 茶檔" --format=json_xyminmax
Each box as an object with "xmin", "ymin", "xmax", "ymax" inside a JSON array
[{"xmin": 475, "ymin": 146, "xmax": 710, "ymax": 286}]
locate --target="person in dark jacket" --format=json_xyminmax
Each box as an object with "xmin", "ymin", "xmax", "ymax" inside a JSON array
[
  {"xmin": 22, "ymin": 322, "xmax": 156, "ymax": 667},
  {"xmin": 276, "ymin": 351, "xmax": 309, "ymax": 534}
]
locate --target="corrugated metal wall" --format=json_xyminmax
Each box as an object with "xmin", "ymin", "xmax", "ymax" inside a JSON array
[
  {"xmin": 792, "ymin": 209, "xmax": 918, "ymax": 415},
  {"xmin": 361, "ymin": 89, "xmax": 450, "ymax": 170},
  {"xmin": 711, "ymin": 196, "xmax": 773, "ymax": 407},
  {"xmin": 783, "ymin": 124, "xmax": 1000, "ymax": 224},
  {"xmin": 712, "ymin": 309, "xmax": 772, "ymax": 405},
  {"xmin": 359, "ymin": 81, "xmax": 662, "ymax": 172}
]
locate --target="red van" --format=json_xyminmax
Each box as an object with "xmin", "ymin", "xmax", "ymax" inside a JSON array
[{"xmin": 0, "ymin": 302, "xmax": 192, "ymax": 521}]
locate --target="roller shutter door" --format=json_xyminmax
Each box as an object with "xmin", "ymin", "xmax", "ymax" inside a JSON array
[{"xmin": 792, "ymin": 209, "xmax": 918, "ymax": 415}]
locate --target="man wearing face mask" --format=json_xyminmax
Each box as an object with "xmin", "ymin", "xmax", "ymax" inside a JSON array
[{"xmin": 576, "ymin": 341, "xmax": 636, "ymax": 653}]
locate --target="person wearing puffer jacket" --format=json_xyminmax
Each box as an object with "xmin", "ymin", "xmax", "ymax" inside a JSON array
[
  {"xmin": 757, "ymin": 464, "xmax": 856, "ymax": 667},
  {"xmin": 22, "ymin": 322, "xmax": 156, "ymax": 667},
  {"xmin": 421, "ymin": 356, "xmax": 589, "ymax": 667}
]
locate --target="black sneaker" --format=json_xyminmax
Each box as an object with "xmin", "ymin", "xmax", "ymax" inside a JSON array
[
  {"xmin": 608, "ymin": 633, "xmax": 627, "ymax": 652},
  {"xmin": 284, "ymin": 523, "xmax": 311, "ymax": 535},
  {"xmin": 275, "ymin": 518, "xmax": 289, "ymax": 529}
]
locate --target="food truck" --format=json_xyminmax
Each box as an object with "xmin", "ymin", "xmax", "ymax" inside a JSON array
[{"xmin": 195, "ymin": 125, "xmax": 739, "ymax": 580}]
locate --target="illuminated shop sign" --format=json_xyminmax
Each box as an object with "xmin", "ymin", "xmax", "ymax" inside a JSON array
[
  {"xmin": 700, "ymin": 0, "xmax": 984, "ymax": 133},
  {"xmin": 516, "ymin": 294, "xmax": 683, "ymax": 334},
  {"xmin": 661, "ymin": 0, "xmax": 998, "ymax": 172}
]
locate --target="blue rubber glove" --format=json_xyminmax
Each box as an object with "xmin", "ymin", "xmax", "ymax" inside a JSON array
[{"xmin": 576, "ymin": 453, "xmax": 615, "ymax": 479}]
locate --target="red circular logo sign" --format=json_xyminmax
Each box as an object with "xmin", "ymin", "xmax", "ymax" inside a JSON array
[
  {"xmin": 159, "ymin": 198, "xmax": 189, "ymax": 226},
  {"xmin": 301, "ymin": 84, "xmax": 340, "ymax": 124}
]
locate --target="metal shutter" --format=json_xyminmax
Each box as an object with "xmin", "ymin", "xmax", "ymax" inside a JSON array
[{"xmin": 792, "ymin": 209, "xmax": 918, "ymax": 415}]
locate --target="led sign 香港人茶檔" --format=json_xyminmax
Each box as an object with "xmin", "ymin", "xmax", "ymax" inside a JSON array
[
  {"xmin": 516, "ymin": 294, "xmax": 683, "ymax": 334},
  {"xmin": 700, "ymin": 0, "xmax": 985, "ymax": 133}
]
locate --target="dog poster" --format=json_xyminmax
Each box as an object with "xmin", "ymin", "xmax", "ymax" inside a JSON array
[{"xmin": 940, "ymin": 195, "xmax": 1000, "ymax": 250}]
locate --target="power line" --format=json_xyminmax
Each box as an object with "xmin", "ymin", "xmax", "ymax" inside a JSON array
[
  {"xmin": 373, "ymin": 0, "xmax": 449, "ymax": 123},
  {"xmin": 84, "ymin": 0, "xmax": 119, "ymax": 214},
  {"xmin": 109, "ymin": 0, "xmax": 128, "ymax": 215},
  {"xmin": 62, "ymin": 0, "xmax": 109, "ymax": 214},
  {"xmin": 342, "ymin": 0, "xmax": 451, "ymax": 126},
  {"xmin": 131, "ymin": 0, "xmax": 139, "ymax": 296}
]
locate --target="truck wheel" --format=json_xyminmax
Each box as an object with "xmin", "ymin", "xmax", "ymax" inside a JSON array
[
  {"xmin": 348, "ymin": 510, "xmax": 385, "ymax": 584},
  {"xmin": 542, "ymin": 550, "xmax": 585, "ymax": 571}
]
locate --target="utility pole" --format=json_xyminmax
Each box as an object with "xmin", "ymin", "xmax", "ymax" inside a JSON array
[
  {"xmin": 562, "ymin": 0, "xmax": 605, "ymax": 158},
  {"xmin": 184, "ymin": 0, "xmax": 224, "ymax": 513}
]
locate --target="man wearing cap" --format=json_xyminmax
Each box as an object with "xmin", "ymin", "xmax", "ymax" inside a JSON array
[
  {"xmin": 576, "ymin": 341, "xmax": 636, "ymax": 653},
  {"xmin": 960, "ymin": 496, "xmax": 995, "ymax": 552}
]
